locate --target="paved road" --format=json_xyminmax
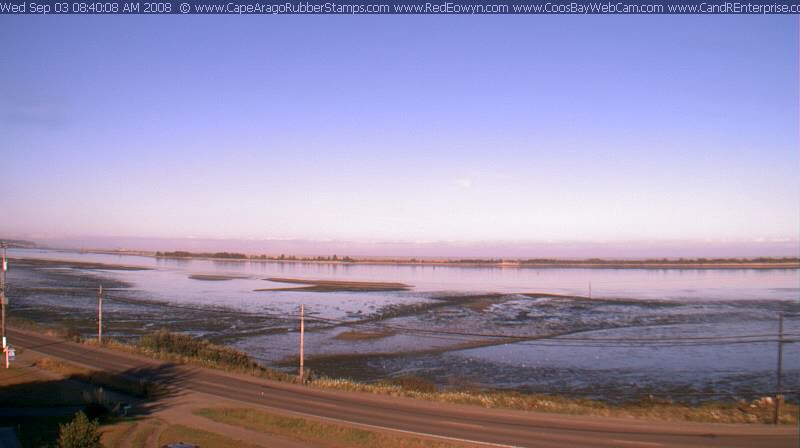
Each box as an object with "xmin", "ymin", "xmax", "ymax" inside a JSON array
[{"xmin": 9, "ymin": 328, "xmax": 797, "ymax": 448}]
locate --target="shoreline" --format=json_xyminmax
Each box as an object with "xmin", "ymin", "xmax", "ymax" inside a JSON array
[
  {"xmin": 10, "ymin": 254, "xmax": 799, "ymax": 271},
  {"xmin": 83, "ymin": 250, "xmax": 800, "ymax": 270}
]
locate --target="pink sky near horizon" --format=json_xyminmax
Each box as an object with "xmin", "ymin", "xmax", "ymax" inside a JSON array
[{"xmin": 6, "ymin": 234, "xmax": 797, "ymax": 258}]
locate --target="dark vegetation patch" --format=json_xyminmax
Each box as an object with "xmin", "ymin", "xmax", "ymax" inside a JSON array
[
  {"xmin": 10, "ymin": 258, "xmax": 151, "ymax": 271},
  {"xmin": 157, "ymin": 251, "xmax": 248, "ymax": 259},
  {"xmin": 140, "ymin": 330, "xmax": 258, "ymax": 370},
  {"xmin": 256, "ymin": 277, "xmax": 411, "ymax": 292},
  {"xmin": 188, "ymin": 274, "xmax": 249, "ymax": 281},
  {"xmin": 334, "ymin": 329, "xmax": 395, "ymax": 341}
]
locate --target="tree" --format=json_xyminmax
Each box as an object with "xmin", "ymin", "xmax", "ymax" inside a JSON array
[{"xmin": 58, "ymin": 411, "xmax": 101, "ymax": 448}]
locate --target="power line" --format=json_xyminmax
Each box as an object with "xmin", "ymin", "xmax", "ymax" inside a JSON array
[{"xmin": 20, "ymin": 291, "xmax": 800, "ymax": 347}]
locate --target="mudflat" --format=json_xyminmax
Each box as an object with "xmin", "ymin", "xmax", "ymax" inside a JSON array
[{"xmin": 255, "ymin": 277, "xmax": 411, "ymax": 292}]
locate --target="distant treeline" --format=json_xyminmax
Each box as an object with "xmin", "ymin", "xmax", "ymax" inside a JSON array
[
  {"xmin": 152, "ymin": 251, "xmax": 798, "ymax": 265},
  {"xmin": 475, "ymin": 257, "xmax": 800, "ymax": 265},
  {"xmin": 155, "ymin": 251, "xmax": 354, "ymax": 262},
  {"xmin": 156, "ymin": 251, "xmax": 249, "ymax": 259},
  {"xmin": 0, "ymin": 238, "xmax": 37, "ymax": 249}
]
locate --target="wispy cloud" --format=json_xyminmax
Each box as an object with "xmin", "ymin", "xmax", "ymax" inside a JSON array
[{"xmin": 451, "ymin": 178, "xmax": 473, "ymax": 189}]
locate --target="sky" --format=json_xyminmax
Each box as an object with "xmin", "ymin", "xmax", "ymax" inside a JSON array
[{"xmin": 0, "ymin": 15, "xmax": 798, "ymax": 257}]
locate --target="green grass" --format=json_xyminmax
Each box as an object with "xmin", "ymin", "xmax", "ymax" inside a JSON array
[
  {"xmin": 159, "ymin": 424, "xmax": 263, "ymax": 448},
  {"xmin": 194, "ymin": 408, "xmax": 471, "ymax": 448}
]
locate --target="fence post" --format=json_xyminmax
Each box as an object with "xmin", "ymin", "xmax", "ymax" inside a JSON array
[{"xmin": 773, "ymin": 313, "xmax": 784, "ymax": 424}]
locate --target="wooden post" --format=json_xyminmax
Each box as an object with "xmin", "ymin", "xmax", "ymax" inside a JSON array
[
  {"xmin": 299, "ymin": 304, "xmax": 305, "ymax": 382},
  {"xmin": 98, "ymin": 285, "xmax": 103, "ymax": 344},
  {"xmin": 774, "ymin": 313, "xmax": 784, "ymax": 424},
  {"xmin": 1, "ymin": 242, "xmax": 6, "ymax": 351}
]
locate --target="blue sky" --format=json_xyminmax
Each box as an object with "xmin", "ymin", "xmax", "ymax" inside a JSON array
[{"xmin": 0, "ymin": 16, "xmax": 798, "ymax": 256}]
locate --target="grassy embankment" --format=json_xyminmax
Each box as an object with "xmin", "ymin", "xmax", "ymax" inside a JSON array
[
  {"xmin": 10, "ymin": 320, "xmax": 798, "ymax": 425},
  {"xmin": 0, "ymin": 363, "xmax": 78, "ymax": 447},
  {"xmin": 33, "ymin": 357, "xmax": 162, "ymax": 398},
  {"xmin": 0, "ymin": 356, "xmax": 145, "ymax": 447},
  {"xmin": 194, "ymin": 408, "xmax": 472, "ymax": 448},
  {"xmin": 0, "ymin": 361, "xmax": 267, "ymax": 448},
  {"xmin": 159, "ymin": 424, "xmax": 264, "ymax": 448},
  {"xmin": 132, "ymin": 331, "xmax": 798, "ymax": 424}
]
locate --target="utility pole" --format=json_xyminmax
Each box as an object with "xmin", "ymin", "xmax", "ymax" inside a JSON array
[
  {"xmin": 97, "ymin": 285, "xmax": 103, "ymax": 344},
  {"xmin": 2, "ymin": 241, "xmax": 7, "ymax": 368},
  {"xmin": 588, "ymin": 281, "xmax": 592, "ymax": 299},
  {"xmin": 1, "ymin": 241, "xmax": 7, "ymax": 352},
  {"xmin": 773, "ymin": 313, "xmax": 784, "ymax": 424},
  {"xmin": 299, "ymin": 304, "xmax": 305, "ymax": 382}
]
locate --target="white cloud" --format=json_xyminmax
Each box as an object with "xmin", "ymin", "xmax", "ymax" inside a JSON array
[{"xmin": 452, "ymin": 178, "xmax": 473, "ymax": 189}]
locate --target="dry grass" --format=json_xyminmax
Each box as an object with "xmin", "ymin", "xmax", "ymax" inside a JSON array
[
  {"xmin": 194, "ymin": 408, "xmax": 473, "ymax": 448},
  {"xmin": 0, "ymin": 364, "xmax": 87, "ymax": 406},
  {"xmin": 129, "ymin": 419, "xmax": 163, "ymax": 447},
  {"xmin": 14, "ymin": 322, "xmax": 797, "ymax": 426},
  {"xmin": 310, "ymin": 378, "xmax": 799, "ymax": 425},
  {"xmin": 334, "ymin": 328, "xmax": 395, "ymax": 341},
  {"xmin": 100, "ymin": 420, "xmax": 138, "ymax": 448},
  {"xmin": 34, "ymin": 357, "xmax": 160, "ymax": 398},
  {"xmin": 0, "ymin": 363, "xmax": 49, "ymax": 387},
  {"xmin": 189, "ymin": 274, "xmax": 249, "ymax": 281},
  {"xmin": 81, "ymin": 334, "xmax": 293, "ymax": 383},
  {"xmin": 159, "ymin": 424, "xmax": 264, "ymax": 448}
]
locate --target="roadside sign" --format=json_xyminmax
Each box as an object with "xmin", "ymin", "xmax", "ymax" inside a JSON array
[{"xmin": 3, "ymin": 345, "xmax": 12, "ymax": 368}]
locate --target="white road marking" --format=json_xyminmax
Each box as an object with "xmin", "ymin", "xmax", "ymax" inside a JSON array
[
  {"xmin": 437, "ymin": 420, "xmax": 487, "ymax": 430},
  {"xmin": 609, "ymin": 439, "xmax": 665, "ymax": 447},
  {"xmin": 191, "ymin": 381, "xmax": 521, "ymax": 448}
]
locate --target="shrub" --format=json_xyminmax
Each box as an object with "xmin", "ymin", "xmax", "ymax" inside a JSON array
[
  {"xmin": 57, "ymin": 412, "xmax": 101, "ymax": 448},
  {"xmin": 381, "ymin": 375, "xmax": 437, "ymax": 393},
  {"xmin": 139, "ymin": 330, "xmax": 258, "ymax": 370}
]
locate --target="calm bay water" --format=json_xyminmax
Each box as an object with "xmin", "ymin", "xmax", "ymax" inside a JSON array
[
  {"xmin": 10, "ymin": 248, "xmax": 800, "ymax": 301},
  {"xmin": 6, "ymin": 248, "xmax": 799, "ymax": 399}
]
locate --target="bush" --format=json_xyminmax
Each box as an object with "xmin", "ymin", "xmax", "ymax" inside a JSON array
[
  {"xmin": 81, "ymin": 389, "xmax": 115, "ymax": 421},
  {"xmin": 57, "ymin": 412, "xmax": 101, "ymax": 448},
  {"xmin": 382, "ymin": 375, "xmax": 437, "ymax": 393},
  {"xmin": 139, "ymin": 330, "xmax": 258, "ymax": 370}
]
